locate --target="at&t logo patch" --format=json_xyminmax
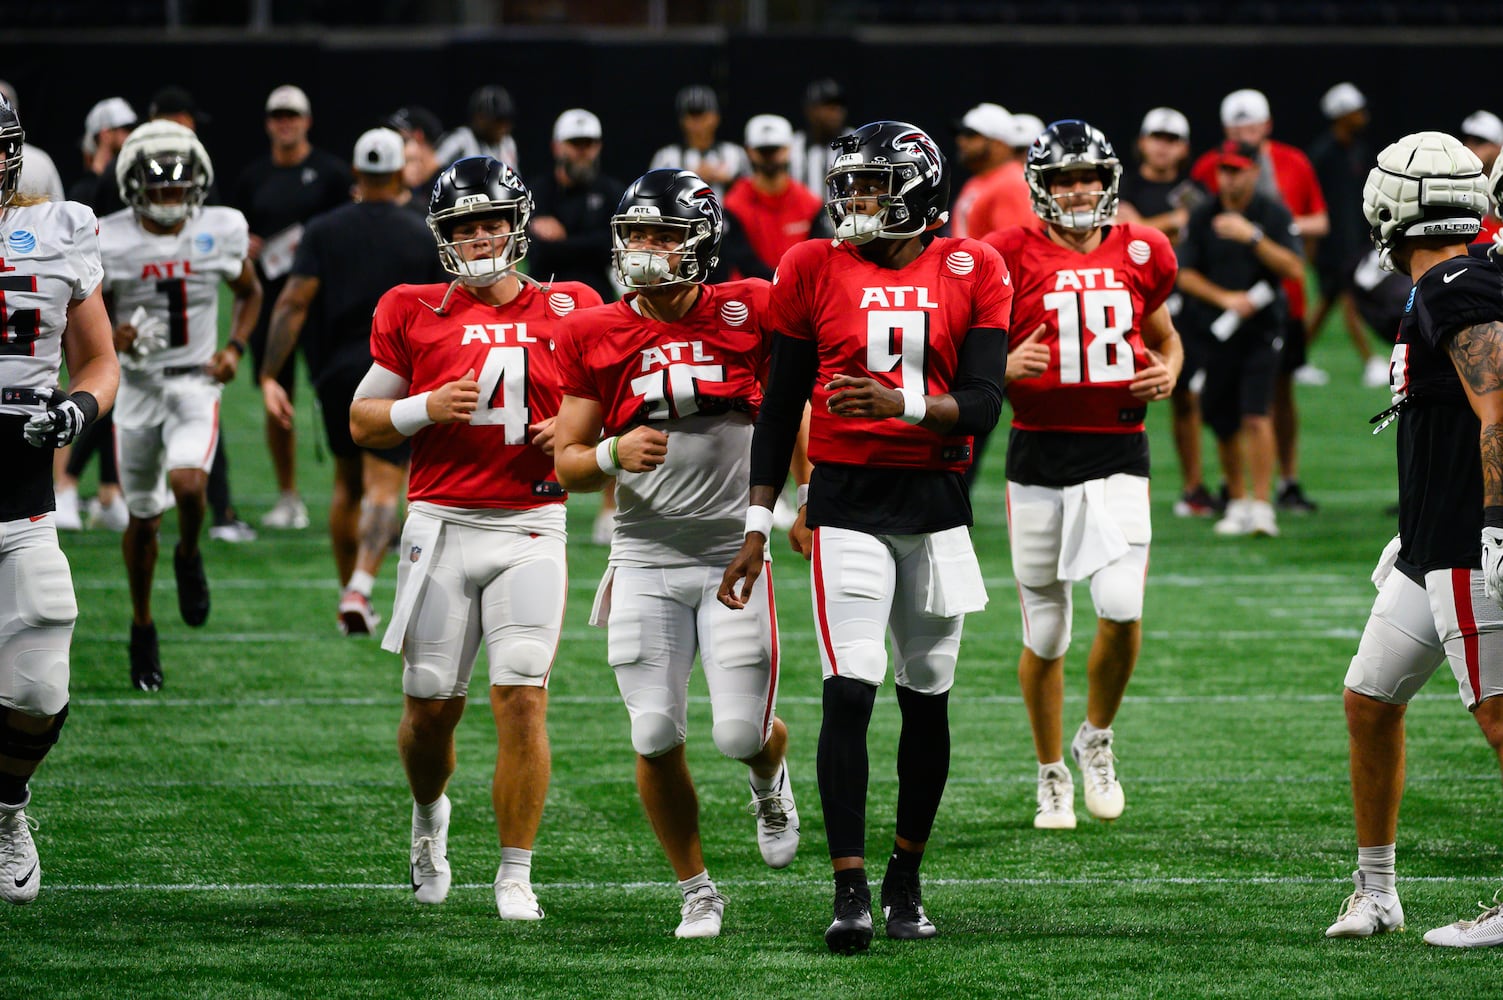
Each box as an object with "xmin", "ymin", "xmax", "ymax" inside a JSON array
[
  {"xmin": 946, "ymin": 250, "xmax": 974, "ymax": 276},
  {"xmin": 6, "ymin": 230, "xmax": 36, "ymax": 253},
  {"xmin": 720, "ymin": 301, "xmax": 748, "ymax": 326},
  {"xmin": 194, "ymin": 233, "xmax": 216, "ymax": 254},
  {"xmin": 1127, "ymin": 239, "xmax": 1151, "ymax": 265},
  {"xmin": 548, "ymin": 292, "xmax": 575, "ymax": 316}
]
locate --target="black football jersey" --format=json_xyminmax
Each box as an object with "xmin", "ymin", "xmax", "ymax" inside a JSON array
[{"xmin": 1392, "ymin": 251, "xmax": 1503, "ymax": 575}]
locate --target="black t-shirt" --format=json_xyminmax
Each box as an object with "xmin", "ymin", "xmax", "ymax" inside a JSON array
[
  {"xmin": 231, "ymin": 148, "xmax": 350, "ymax": 252},
  {"xmin": 1004, "ymin": 427, "xmax": 1150, "ymax": 487},
  {"xmin": 290, "ymin": 201, "xmax": 445, "ymax": 384},
  {"xmin": 1350, "ymin": 249, "xmax": 1410, "ymax": 345},
  {"xmin": 1118, "ymin": 172, "xmax": 1183, "ymax": 220},
  {"xmin": 808, "ymin": 465, "xmax": 973, "ymax": 535},
  {"xmin": 1177, "ymin": 192, "xmax": 1300, "ymax": 339},
  {"xmin": 1307, "ymin": 132, "xmax": 1373, "ymax": 275},
  {"xmin": 525, "ymin": 170, "xmax": 626, "ymax": 298},
  {"xmin": 1393, "ymin": 252, "xmax": 1503, "ymax": 576}
]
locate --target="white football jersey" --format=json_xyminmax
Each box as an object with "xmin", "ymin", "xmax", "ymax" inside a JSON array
[
  {"xmin": 99, "ymin": 205, "xmax": 249, "ymax": 371},
  {"xmin": 0, "ymin": 201, "xmax": 103, "ymax": 418}
]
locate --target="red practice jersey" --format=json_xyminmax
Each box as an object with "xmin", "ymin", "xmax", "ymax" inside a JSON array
[
  {"xmin": 370, "ymin": 280, "xmax": 604, "ymax": 508},
  {"xmin": 554, "ymin": 278, "xmax": 772, "ymax": 434},
  {"xmin": 723, "ymin": 178, "xmax": 823, "ymax": 272},
  {"xmin": 985, "ymin": 223, "xmax": 1177, "ymax": 434},
  {"xmin": 767, "ymin": 236, "xmax": 1012, "ymax": 472}
]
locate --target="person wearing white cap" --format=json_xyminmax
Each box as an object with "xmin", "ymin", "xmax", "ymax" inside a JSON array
[
  {"xmin": 526, "ymin": 109, "xmax": 623, "ymax": 302},
  {"xmin": 1001, "ymin": 113, "xmax": 1045, "ymax": 154},
  {"xmin": 1190, "ymin": 87, "xmax": 1330, "ymax": 516},
  {"xmin": 951, "ymin": 103, "xmax": 1033, "ymax": 240},
  {"xmin": 69, "ymin": 97, "xmax": 137, "ymax": 205},
  {"xmin": 230, "ymin": 85, "xmax": 350, "ymax": 535},
  {"xmin": 259, "ymin": 127, "xmax": 445, "ymax": 636},
  {"xmin": 1119, "ymin": 108, "xmax": 1192, "ymax": 238},
  {"xmin": 723, "ymin": 114, "xmax": 822, "ymax": 272},
  {"xmin": 1461, "ymin": 111, "xmax": 1503, "ymax": 173}
]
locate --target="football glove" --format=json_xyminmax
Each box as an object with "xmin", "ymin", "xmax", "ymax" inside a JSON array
[
  {"xmin": 1483, "ymin": 526, "xmax": 1503, "ymax": 605},
  {"xmin": 127, "ymin": 306, "xmax": 169, "ymax": 359},
  {"xmin": 1371, "ymin": 534, "xmax": 1402, "ymax": 591},
  {"xmin": 23, "ymin": 390, "xmax": 98, "ymax": 449}
]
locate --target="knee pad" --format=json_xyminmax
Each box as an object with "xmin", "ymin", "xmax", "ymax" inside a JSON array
[
  {"xmin": 829, "ymin": 639, "xmax": 889, "ymax": 682},
  {"xmin": 897, "ymin": 640, "xmax": 960, "ymax": 696},
  {"xmin": 502, "ymin": 639, "xmax": 554, "ymax": 682},
  {"xmin": 16, "ymin": 546, "xmax": 77, "ymax": 630},
  {"xmin": 1090, "ymin": 559, "xmax": 1146, "ymax": 624},
  {"xmin": 631, "ymin": 712, "xmax": 685, "ymax": 758},
  {"xmin": 711, "ymin": 718, "xmax": 765, "ymax": 761},
  {"xmin": 1019, "ymin": 581, "xmax": 1071, "ymax": 659},
  {"xmin": 0, "ymin": 703, "xmax": 69, "ymax": 761},
  {"xmin": 403, "ymin": 660, "xmax": 462, "ymax": 701}
]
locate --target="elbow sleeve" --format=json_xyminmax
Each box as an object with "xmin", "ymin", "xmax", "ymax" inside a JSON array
[{"xmin": 949, "ymin": 327, "xmax": 1006, "ymax": 435}]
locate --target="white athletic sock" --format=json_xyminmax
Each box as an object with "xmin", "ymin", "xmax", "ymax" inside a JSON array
[
  {"xmin": 678, "ymin": 870, "xmax": 712, "ymax": 900},
  {"xmin": 499, "ymin": 847, "xmax": 533, "ymax": 886},
  {"xmin": 412, "ymin": 795, "xmax": 446, "ymax": 836},
  {"xmin": 347, "ymin": 569, "xmax": 376, "ymax": 597},
  {"xmin": 1357, "ymin": 844, "xmax": 1397, "ymax": 897},
  {"xmin": 749, "ymin": 762, "xmax": 782, "ymax": 794},
  {"xmin": 1076, "ymin": 720, "xmax": 1109, "ymax": 742}
]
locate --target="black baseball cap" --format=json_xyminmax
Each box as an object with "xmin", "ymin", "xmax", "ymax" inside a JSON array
[
  {"xmin": 468, "ymin": 85, "xmax": 515, "ymax": 121},
  {"xmin": 804, "ymin": 78, "xmax": 846, "ymax": 107},
  {"xmin": 676, "ymin": 85, "xmax": 718, "ymax": 116},
  {"xmin": 149, "ymin": 85, "xmax": 211, "ymax": 125},
  {"xmin": 386, "ymin": 105, "xmax": 444, "ymax": 143}
]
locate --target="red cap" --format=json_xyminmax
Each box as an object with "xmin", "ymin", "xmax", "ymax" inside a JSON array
[{"xmin": 1217, "ymin": 140, "xmax": 1259, "ymax": 170}]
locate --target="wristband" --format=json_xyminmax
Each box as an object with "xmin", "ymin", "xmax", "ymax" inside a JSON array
[
  {"xmin": 796, "ymin": 483, "xmax": 809, "ymax": 508},
  {"xmin": 225, "ymin": 340, "xmax": 246, "ymax": 358},
  {"xmin": 68, "ymin": 390, "xmax": 99, "ymax": 428},
  {"xmin": 745, "ymin": 504, "xmax": 774, "ymax": 539},
  {"xmin": 1248, "ymin": 225, "xmax": 1264, "ymax": 246},
  {"xmin": 898, "ymin": 387, "xmax": 926, "ymax": 425},
  {"xmin": 390, "ymin": 392, "xmax": 434, "ymax": 437},
  {"xmin": 595, "ymin": 437, "xmax": 621, "ymax": 477},
  {"xmin": 1486, "ymin": 506, "xmax": 1503, "ymax": 529}
]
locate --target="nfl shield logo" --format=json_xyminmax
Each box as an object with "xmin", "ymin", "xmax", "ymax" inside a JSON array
[{"xmin": 409, "ymin": 545, "xmax": 422, "ymax": 563}]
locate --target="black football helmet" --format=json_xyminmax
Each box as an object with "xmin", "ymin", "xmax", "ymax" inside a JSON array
[
  {"xmin": 116, "ymin": 120, "xmax": 214, "ymax": 227},
  {"xmin": 427, "ymin": 156, "xmax": 533, "ymax": 285},
  {"xmin": 824, "ymin": 121, "xmax": 948, "ymax": 245},
  {"xmin": 611, "ymin": 168, "xmax": 723, "ymax": 288},
  {"xmin": 0, "ymin": 96, "xmax": 22, "ymax": 208},
  {"xmin": 1025, "ymin": 119, "xmax": 1122, "ymax": 231}
]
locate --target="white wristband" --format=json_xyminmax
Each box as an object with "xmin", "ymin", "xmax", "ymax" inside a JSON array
[
  {"xmin": 595, "ymin": 437, "xmax": 620, "ymax": 477},
  {"xmin": 796, "ymin": 483, "xmax": 809, "ymax": 508},
  {"xmin": 390, "ymin": 392, "xmax": 434, "ymax": 437},
  {"xmin": 898, "ymin": 387, "xmax": 926, "ymax": 425},
  {"xmin": 745, "ymin": 504, "xmax": 774, "ymax": 539}
]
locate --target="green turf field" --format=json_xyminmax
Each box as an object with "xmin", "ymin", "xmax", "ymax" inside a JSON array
[{"xmin": 11, "ymin": 319, "xmax": 1503, "ymax": 999}]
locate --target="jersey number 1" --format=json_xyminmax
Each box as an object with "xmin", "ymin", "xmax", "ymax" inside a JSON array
[
  {"xmin": 472, "ymin": 346, "xmax": 530, "ymax": 444},
  {"xmin": 156, "ymin": 279, "xmax": 190, "ymax": 347},
  {"xmin": 1042, "ymin": 289, "xmax": 1135, "ymax": 384}
]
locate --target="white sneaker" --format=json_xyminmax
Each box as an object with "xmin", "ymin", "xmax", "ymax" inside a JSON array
[
  {"xmin": 495, "ymin": 874, "xmax": 545, "ymax": 921},
  {"xmin": 1248, "ymin": 499, "xmax": 1279, "ymax": 537},
  {"xmin": 409, "ymin": 794, "xmax": 451, "ymax": 905},
  {"xmin": 591, "ymin": 508, "xmax": 614, "ymax": 546},
  {"xmin": 207, "ymin": 519, "xmax": 258, "ymax": 543},
  {"xmin": 1034, "ymin": 762, "xmax": 1076, "ymax": 830},
  {"xmin": 338, "ymin": 590, "xmax": 380, "ymax": 636},
  {"xmin": 1294, "ymin": 363, "xmax": 1330, "ymax": 386},
  {"xmin": 1214, "ymin": 498, "xmax": 1254, "ymax": 536},
  {"xmin": 1424, "ymin": 889, "xmax": 1503, "ymax": 947},
  {"xmin": 772, "ymin": 494, "xmax": 797, "ymax": 532},
  {"xmin": 53, "ymin": 489, "xmax": 82, "ymax": 531},
  {"xmin": 1363, "ymin": 356, "xmax": 1392, "ymax": 389},
  {"xmin": 748, "ymin": 762, "xmax": 800, "ymax": 869},
  {"xmin": 1326, "ymin": 872, "xmax": 1404, "ymax": 938},
  {"xmin": 262, "ymin": 493, "xmax": 310, "ymax": 530},
  {"xmin": 1071, "ymin": 725, "xmax": 1125, "ymax": 821},
  {"xmin": 675, "ymin": 884, "xmax": 725, "ymax": 939},
  {"xmin": 86, "ymin": 495, "xmax": 130, "ymax": 532},
  {"xmin": 0, "ymin": 799, "xmax": 40, "ymax": 905}
]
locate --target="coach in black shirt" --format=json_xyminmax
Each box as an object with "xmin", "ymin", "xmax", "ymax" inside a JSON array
[
  {"xmin": 259, "ymin": 127, "xmax": 445, "ymax": 633},
  {"xmin": 527, "ymin": 109, "xmax": 624, "ymax": 298}
]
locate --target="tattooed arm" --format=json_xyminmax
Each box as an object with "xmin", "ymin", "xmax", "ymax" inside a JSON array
[{"xmin": 1447, "ymin": 318, "xmax": 1503, "ymax": 507}]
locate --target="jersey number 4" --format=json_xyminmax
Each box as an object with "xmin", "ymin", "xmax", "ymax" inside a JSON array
[
  {"xmin": 0, "ymin": 275, "xmax": 40, "ymax": 357},
  {"xmin": 472, "ymin": 346, "xmax": 530, "ymax": 444},
  {"xmin": 1042, "ymin": 289, "xmax": 1135, "ymax": 384}
]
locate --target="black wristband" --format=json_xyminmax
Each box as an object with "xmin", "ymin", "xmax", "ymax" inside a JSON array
[
  {"xmin": 1485, "ymin": 505, "xmax": 1503, "ymax": 529},
  {"xmin": 225, "ymin": 340, "xmax": 246, "ymax": 358},
  {"xmin": 68, "ymin": 390, "xmax": 99, "ymax": 428}
]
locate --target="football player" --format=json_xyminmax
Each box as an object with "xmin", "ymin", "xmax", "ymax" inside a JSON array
[
  {"xmin": 981, "ymin": 120, "xmax": 1181, "ymax": 832},
  {"xmin": 0, "ymin": 95, "xmax": 119, "ymax": 902},
  {"xmin": 720, "ymin": 122, "xmax": 1009, "ymax": 953},
  {"xmin": 552, "ymin": 169, "xmax": 799, "ymax": 940},
  {"xmin": 350, "ymin": 157, "xmax": 602, "ymax": 919},
  {"xmin": 1327, "ymin": 132, "xmax": 1503, "ymax": 947},
  {"xmin": 100, "ymin": 121, "xmax": 261, "ymax": 692}
]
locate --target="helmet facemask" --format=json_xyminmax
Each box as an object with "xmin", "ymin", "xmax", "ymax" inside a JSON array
[
  {"xmin": 429, "ymin": 198, "xmax": 530, "ymax": 286},
  {"xmin": 1029, "ymin": 163, "xmax": 1120, "ymax": 231},
  {"xmin": 0, "ymin": 129, "xmax": 23, "ymax": 209},
  {"xmin": 825, "ymin": 164, "xmax": 925, "ymax": 245},
  {"xmin": 611, "ymin": 215, "xmax": 714, "ymax": 288},
  {"xmin": 129, "ymin": 150, "xmax": 209, "ymax": 227}
]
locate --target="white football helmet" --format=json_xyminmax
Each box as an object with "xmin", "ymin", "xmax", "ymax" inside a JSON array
[
  {"xmin": 1362, "ymin": 131, "xmax": 1487, "ymax": 271},
  {"xmin": 116, "ymin": 120, "xmax": 213, "ymax": 227}
]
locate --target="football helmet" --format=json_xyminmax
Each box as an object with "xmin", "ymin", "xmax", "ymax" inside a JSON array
[
  {"xmin": 1025, "ymin": 119, "xmax": 1122, "ymax": 231},
  {"xmin": 824, "ymin": 121, "xmax": 948, "ymax": 245},
  {"xmin": 1489, "ymin": 150, "xmax": 1503, "ymax": 221},
  {"xmin": 0, "ymin": 96, "xmax": 22, "ymax": 209},
  {"xmin": 1363, "ymin": 131, "xmax": 1487, "ymax": 271},
  {"xmin": 610, "ymin": 168, "xmax": 723, "ymax": 288},
  {"xmin": 427, "ymin": 156, "xmax": 533, "ymax": 286},
  {"xmin": 116, "ymin": 121, "xmax": 213, "ymax": 227}
]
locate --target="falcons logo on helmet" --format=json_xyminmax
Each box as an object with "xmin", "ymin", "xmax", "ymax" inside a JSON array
[{"xmin": 893, "ymin": 132, "xmax": 942, "ymax": 181}]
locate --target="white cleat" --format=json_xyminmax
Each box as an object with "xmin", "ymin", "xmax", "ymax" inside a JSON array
[
  {"xmin": 1214, "ymin": 499, "xmax": 1254, "ymax": 536},
  {"xmin": 53, "ymin": 489, "xmax": 82, "ymax": 531},
  {"xmin": 1326, "ymin": 872, "xmax": 1405, "ymax": 938},
  {"xmin": 86, "ymin": 495, "xmax": 130, "ymax": 532},
  {"xmin": 338, "ymin": 590, "xmax": 381, "ymax": 636},
  {"xmin": 409, "ymin": 794, "xmax": 451, "ymax": 905},
  {"xmin": 0, "ymin": 799, "xmax": 40, "ymax": 905},
  {"xmin": 748, "ymin": 762, "xmax": 800, "ymax": 869},
  {"xmin": 591, "ymin": 508, "xmax": 614, "ymax": 546},
  {"xmin": 675, "ymin": 885, "xmax": 725, "ymax": 939},
  {"xmin": 1363, "ymin": 356, "xmax": 1392, "ymax": 389},
  {"xmin": 1072, "ymin": 726, "xmax": 1125, "ymax": 821},
  {"xmin": 495, "ymin": 875, "xmax": 545, "ymax": 921},
  {"xmin": 1034, "ymin": 762, "xmax": 1077, "ymax": 830},
  {"xmin": 262, "ymin": 493, "xmax": 310, "ymax": 530},
  {"xmin": 772, "ymin": 494, "xmax": 797, "ymax": 532},
  {"xmin": 1424, "ymin": 889, "xmax": 1503, "ymax": 947},
  {"xmin": 1248, "ymin": 499, "xmax": 1280, "ymax": 538}
]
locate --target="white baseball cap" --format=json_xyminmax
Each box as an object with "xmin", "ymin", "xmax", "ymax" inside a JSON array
[
  {"xmin": 744, "ymin": 114, "xmax": 794, "ymax": 149},
  {"xmin": 956, "ymin": 103, "xmax": 1012, "ymax": 142},
  {"xmin": 1139, "ymin": 107, "xmax": 1190, "ymax": 141},
  {"xmin": 1319, "ymin": 83, "xmax": 1366, "ymax": 120},
  {"xmin": 1001, "ymin": 113, "xmax": 1045, "ymax": 149},
  {"xmin": 1220, "ymin": 89, "xmax": 1271, "ymax": 127},
  {"xmin": 352, "ymin": 128, "xmax": 404, "ymax": 174},
  {"xmin": 1462, "ymin": 110, "xmax": 1503, "ymax": 146},
  {"xmin": 553, "ymin": 108, "xmax": 602, "ymax": 143},
  {"xmin": 265, "ymin": 85, "xmax": 311, "ymax": 116},
  {"xmin": 84, "ymin": 97, "xmax": 137, "ymax": 140}
]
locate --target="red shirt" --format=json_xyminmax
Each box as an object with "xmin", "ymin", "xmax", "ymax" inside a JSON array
[
  {"xmin": 964, "ymin": 160, "xmax": 1035, "ymax": 240},
  {"xmin": 554, "ymin": 279, "xmax": 772, "ymax": 434},
  {"xmin": 723, "ymin": 177, "xmax": 823, "ymax": 272},
  {"xmin": 767, "ymin": 236, "xmax": 1013, "ymax": 472},
  {"xmin": 370, "ymin": 280, "xmax": 604, "ymax": 509},
  {"xmin": 984, "ymin": 223, "xmax": 1177, "ymax": 435}
]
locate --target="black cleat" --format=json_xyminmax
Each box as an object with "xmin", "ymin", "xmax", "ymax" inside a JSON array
[
  {"xmin": 880, "ymin": 870, "xmax": 937, "ymax": 940},
  {"xmin": 1276, "ymin": 481, "xmax": 1318, "ymax": 514},
  {"xmin": 129, "ymin": 622, "xmax": 163, "ymax": 692},
  {"xmin": 824, "ymin": 883, "xmax": 874, "ymax": 954},
  {"xmin": 174, "ymin": 543, "xmax": 210, "ymax": 627}
]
